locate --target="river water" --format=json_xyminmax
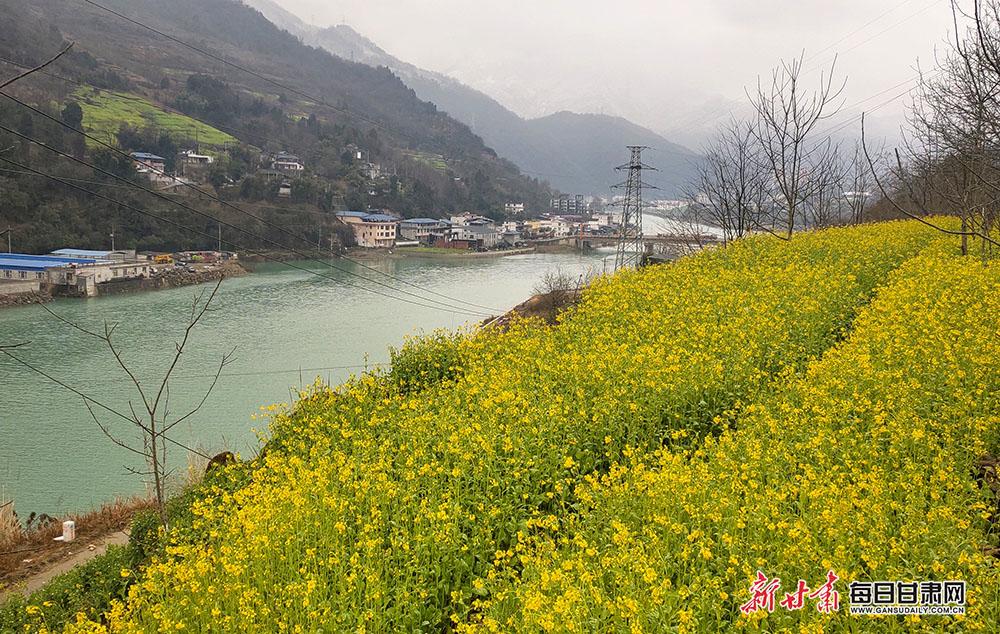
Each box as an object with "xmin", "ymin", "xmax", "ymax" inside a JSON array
[{"xmin": 0, "ymin": 248, "xmax": 613, "ymax": 515}]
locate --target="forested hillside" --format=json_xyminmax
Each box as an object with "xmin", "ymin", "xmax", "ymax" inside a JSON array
[
  {"xmin": 0, "ymin": 0, "xmax": 552, "ymax": 254},
  {"xmin": 245, "ymin": 0, "xmax": 701, "ymax": 197}
]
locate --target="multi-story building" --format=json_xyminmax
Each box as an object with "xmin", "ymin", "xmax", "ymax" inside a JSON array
[
  {"xmin": 273, "ymin": 152, "xmax": 305, "ymax": 174},
  {"xmin": 336, "ymin": 211, "xmax": 399, "ymax": 249},
  {"xmin": 504, "ymin": 202, "xmax": 525, "ymax": 216},
  {"xmin": 399, "ymin": 218, "xmax": 450, "ymax": 243}
]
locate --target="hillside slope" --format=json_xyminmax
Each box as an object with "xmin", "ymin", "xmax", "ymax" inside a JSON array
[
  {"xmin": 245, "ymin": 0, "xmax": 699, "ymax": 196},
  {"xmin": 0, "ymin": 0, "xmax": 552, "ymax": 209},
  {"xmin": 29, "ymin": 221, "xmax": 996, "ymax": 634}
]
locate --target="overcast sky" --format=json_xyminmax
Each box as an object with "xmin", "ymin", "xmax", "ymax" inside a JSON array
[{"xmin": 272, "ymin": 0, "xmax": 953, "ymax": 146}]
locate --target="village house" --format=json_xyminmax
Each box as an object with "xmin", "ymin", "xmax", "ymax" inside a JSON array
[
  {"xmin": 442, "ymin": 213, "xmax": 499, "ymax": 249},
  {"xmin": 272, "ymin": 152, "xmax": 305, "ymax": 174},
  {"xmin": 177, "ymin": 150, "xmax": 214, "ymax": 180},
  {"xmin": 399, "ymin": 218, "xmax": 451, "ymax": 243},
  {"xmin": 500, "ymin": 221, "xmax": 525, "ymax": 247},
  {"xmin": 130, "ymin": 152, "xmax": 166, "ymax": 174},
  {"xmin": 450, "ymin": 212, "xmax": 493, "ymax": 227},
  {"xmin": 504, "ymin": 202, "xmax": 525, "ymax": 216},
  {"xmin": 336, "ymin": 211, "xmax": 399, "ymax": 249},
  {"xmin": 451, "ymin": 222, "xmax": 500, "ymax": 249},
  {"xmin": 549, "ymin": 215, "xmax": 581, "ymax": 237},
  {"xmin": 130, "ymin": 152, "xmax": 174, "ymax": 185}
]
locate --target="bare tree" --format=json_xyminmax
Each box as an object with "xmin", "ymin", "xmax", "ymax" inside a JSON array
[
  {"xmin": 841, "ymin": 140, "xmax": 878, "ymax": 225},
  {"xmin": 803, "ymin": 140, "xmax": 846, "ymax": 229},
  {"xmin": 749, "ymin": 54, "xmax": 846, "ymax": 238},
  {"xmin": 686, "ymin": 117, "xmax": 770, "ymax": 244},
  {"xmin": 39, "ymin": 280, "xmax": 234, "ymax": 524},
  {"xmin": 865, "ymin": 1, "xmax": 1000, "ymax": 257}
]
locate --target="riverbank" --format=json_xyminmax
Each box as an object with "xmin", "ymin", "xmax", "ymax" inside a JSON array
[
  {"xmin": 389, "ymin": 246, "xmax": 535, "ymax": 259},
  {"xmin": 83, "ymin": 261, "xmax": 247, "ymax": 297},
  {"xmin": 0, "ymin": 289, "xmax": 51, "ymax": 309},
  {"xmin": 0, "ymin": 263, "xmax": 247, "ymax": 309},
  {"xmin": 146, "ymin": 261, "xmax": 248, "ymax": 290},
  {"xmin": 239, "ymin": 246, "xmax": 543, "ymax": 264},
  {"xmin": 0, "ymin": 497, "xmax": 153, "ymax": 596}
]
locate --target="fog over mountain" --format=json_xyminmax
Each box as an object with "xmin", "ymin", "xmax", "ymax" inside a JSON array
[
  {"xmin": 268, "ymin": 0, "xmax": 951, "ymax": 152},
  {"xmin": 244, "ymin": 0, "xmax": 700, "ymax": 196}
]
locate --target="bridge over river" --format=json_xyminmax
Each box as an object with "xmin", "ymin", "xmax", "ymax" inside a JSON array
[{"xmin": 530, "ymin": 232, "xmax": 721, "ymax": 250}]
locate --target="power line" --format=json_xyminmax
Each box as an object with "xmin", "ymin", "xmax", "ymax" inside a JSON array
[
  {"xmin": 0, "ymin": 153, "xmax": 489, "ymax": 318},
  {"xmin": 0, "ymin": 55, "xmax": 297, "ymax": 151},
  {"xmin": 804, "ymin": 0, "xmax": 943, "ymax": 75},
  {"xmin": 0, "ymin": 92, "xmax": 504, "ymax": 315},
  {"xmin": 658, "ymin": 1, "xmax": 940, "ymax": 140},
  {"xmin": 0, "ymin": 43, "xmax": 74, "ymax": 91},
  {"xmin": 811, "ymin": 71, "xmax": 939, "ymax": 142},
  {"xmin": 0, "ymin": 124, "xmax": 496, "ymax": 317},
  {"xmin": 76, "ymin": 0, "xmax": 397, "ymax": 138},
  {"xmin": 39, "ymin": 362, "xmax": 392, "ymax": 383},
  {"xmin": 803, "ymin": 0, "xmax": 920, "ymax": 63},
  {"xmin": 0, "ymin": 347, "xmax": 212, "ymax": 460},
  {"xmin": 0, "ymin": 166, "xmax": 156, "ymax": 189}
]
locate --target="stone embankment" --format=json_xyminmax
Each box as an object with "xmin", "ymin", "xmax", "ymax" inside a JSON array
[
  {"xmin": 0, "ymin": 289, "xmax": 51, "ymax": 309},
  {"xmin": 97, "ymin": 262, "xmax": 247, "ymax": 296}
]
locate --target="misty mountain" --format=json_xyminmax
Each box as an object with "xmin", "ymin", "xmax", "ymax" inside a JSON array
[
  {"xmin": 243, "ymin": 0, "xmax": 699, "ymax": 197},
  {"xmin": 0, "ymin": 0, "xmax": 557, "ymax": 250}
]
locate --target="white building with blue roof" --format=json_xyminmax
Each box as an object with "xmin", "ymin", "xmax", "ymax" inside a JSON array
[
  {"xmin": 50, "ymin": 248, "xmax": 135, "ymax": 262},
  {"xmin": 1, "ymin": 252, "xmax": 151, "ymax": 296}
]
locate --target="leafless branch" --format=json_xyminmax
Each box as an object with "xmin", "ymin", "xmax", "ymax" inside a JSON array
[
  {"xmin": 162, "ymin": 346, "xmax": 236, "ymax": 435},
  {"xmin": 862, "ymin": 114, "xmax": 999, "ymax": 246},
  {"xmin": 0, "ymin": 42, "xmax": 73, "ymax": 90}
]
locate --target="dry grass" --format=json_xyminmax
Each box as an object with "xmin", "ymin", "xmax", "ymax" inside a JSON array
[
  {"xmin": 0, "ymin": 499, "xmax": 17, "ymax": 554},
  {"xmin": 0, "ymin": 496, "xmax": 155, "ymax": 583}
]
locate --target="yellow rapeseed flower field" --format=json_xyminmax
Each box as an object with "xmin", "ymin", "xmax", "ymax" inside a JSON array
[
  {"xmin": 463, "ymin": 250, "xmax": 1000, "ymax": 632},
  {"xmin": 53, "ymin": 220, "xmax": 998, "ymax": 633}
]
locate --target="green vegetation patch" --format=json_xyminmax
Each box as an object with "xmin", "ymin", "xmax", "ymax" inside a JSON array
[
  {"xmin": 401, "ymin": 149, "xmax": 448, "ymax": 172},
  {"xmin": 73, "ymin": 87, "xmax": 236, "ymax": 148}
]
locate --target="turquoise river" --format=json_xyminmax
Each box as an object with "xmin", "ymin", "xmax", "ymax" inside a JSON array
[{"xmin": 0, "ymin": 248, "xmax": 613, "ymax": 515}]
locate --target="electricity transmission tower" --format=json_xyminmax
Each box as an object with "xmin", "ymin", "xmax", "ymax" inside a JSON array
[{"xmin": 613, "ymin": 146, "xmax": 657, "ymax": 271}]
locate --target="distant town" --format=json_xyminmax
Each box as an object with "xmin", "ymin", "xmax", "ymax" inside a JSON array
[
  {"xmin": 127, "ymin": 146, "xmax": 644, "ymax": 251},
  {"xmin": 0, "ymin": 140, "xmax": 711, "ymax": 308}
]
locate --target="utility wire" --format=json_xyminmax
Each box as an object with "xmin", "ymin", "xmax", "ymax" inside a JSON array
[
  {"xmin": 804, "ymin": 0, "xmax": 920, "ymax": 63},
  {"xmin": 658, "ymin": 1, "xmax": 941, "ymax": 140},
  {"xmin": 78, "ymin": 0, "xmax": 403, "ymax": 137},
  {"xmin": 0, "ymin": 347, "xmax": 212, "ymax": 460},
  {"xmin": 804, "ymin": 0, "xmax": 943, "ymax": 75},
  {"xmin": 811, "ymin": 71, "xmax": 941, "ymax": 142},
  {"xmin": 0, "ymin": 55, "xmax": 298, "ymax": 151},
  {"xmin": 0, "ymin": 125, "xmax": 494, "ymax": 317},
  {"xmin": 0, "ymin": 92, "xmax": 505, "ymax": 315},
  {"xmin": 42, "ymin": 363, "xmax": 392, "ymax": 383},
  {"xmin": 0, "ymin": 153, "xmax": 488, "ymax": 319},
  {"xmin": 0, "ymin": 43, "xmax": 74, "ymax": 91}
]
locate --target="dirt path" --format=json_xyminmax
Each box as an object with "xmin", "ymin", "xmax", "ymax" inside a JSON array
[{"xmin": 1, "ymin": 530, "xmax": 129, "ymax": 599}]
